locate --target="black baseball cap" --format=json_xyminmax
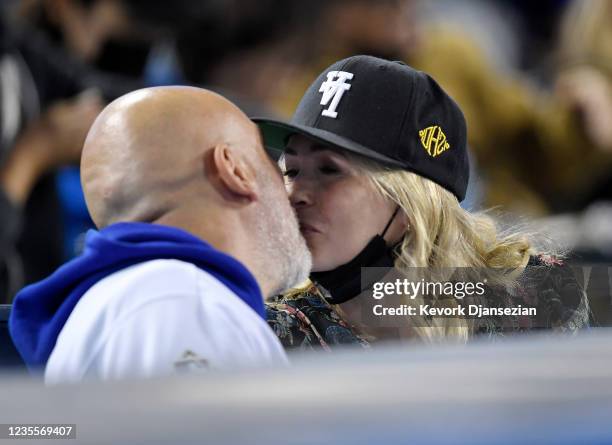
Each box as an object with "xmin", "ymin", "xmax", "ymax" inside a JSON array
[{"xmin": 252, "ymin": 55, "xmax": 470, "ymax": 201}]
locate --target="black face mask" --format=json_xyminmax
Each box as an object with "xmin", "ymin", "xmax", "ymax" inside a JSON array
[{"xmin": 311, "ymin": 208, "xmax": 400, "ymax": 304}]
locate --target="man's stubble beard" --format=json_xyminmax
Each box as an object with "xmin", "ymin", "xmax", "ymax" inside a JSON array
[{"xmin": 254, "ymin": 184, "xmax": 312, "ymax": 298}]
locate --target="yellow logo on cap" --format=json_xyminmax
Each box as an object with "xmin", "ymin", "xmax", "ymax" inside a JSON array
[{"xmin": 419, "ymin": 126, "xmax": 450, "ymax": 157}]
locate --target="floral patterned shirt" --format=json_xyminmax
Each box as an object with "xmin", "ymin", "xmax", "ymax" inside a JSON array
[{"xmin": 266, "ymin": 284, "xmax": 369, "ymax": 351}]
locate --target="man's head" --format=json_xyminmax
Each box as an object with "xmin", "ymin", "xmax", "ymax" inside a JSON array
[{"xmin": 81, "ymin": 86, "xmax": 311, "ymax": 296}]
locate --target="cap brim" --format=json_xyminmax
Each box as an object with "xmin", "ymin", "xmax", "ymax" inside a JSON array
[{"xmin": 252, "ymin": 117, "xmax": 407, "ymax": 168}]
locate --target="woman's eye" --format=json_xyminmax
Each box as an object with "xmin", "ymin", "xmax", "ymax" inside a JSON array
[
  {"xmin": 283, "ymin": 169, "xmax": 298, "ymax": 178},
  {"xmin": 320, "ymin": 166, "xmax": 340, "ymax": 175}
]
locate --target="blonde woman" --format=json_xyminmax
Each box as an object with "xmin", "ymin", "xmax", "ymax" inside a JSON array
[{"xmin": 254, "ymin": 56, "xmax": 589, "ymax": 350}]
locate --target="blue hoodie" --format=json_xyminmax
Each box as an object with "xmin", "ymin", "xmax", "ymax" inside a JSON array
[{"xmin": 9, "ymin": 222, "xmax": 265, "ymax": 369}]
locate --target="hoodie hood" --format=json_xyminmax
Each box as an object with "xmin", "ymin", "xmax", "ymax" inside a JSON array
[{"xmin": 9, "ymin": 222, "xmax": 264, "ymax": 369}]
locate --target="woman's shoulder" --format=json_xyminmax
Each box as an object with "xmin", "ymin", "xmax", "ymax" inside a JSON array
[
  {"xmin": 475, "ymin": 253, "xmax": 589, "ymax": 336},
  {"xmin": 527, "ymin": 254, "xmax": 566, "ymax": 267},
  {"xmin": 519, "ymin": 253, "xmax": 589, "ymax": 331}
]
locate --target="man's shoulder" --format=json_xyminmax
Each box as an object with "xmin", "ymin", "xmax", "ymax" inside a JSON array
[
  {"xmin": 87, "ymin": 259, "xmax": 200, "ymax": 308},
  {"xmin": 78, "ymin": 259, "xmax": 240, "ymax": 321}
]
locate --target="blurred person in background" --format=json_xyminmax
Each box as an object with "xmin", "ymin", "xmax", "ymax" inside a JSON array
[
  {"xmin": 555, "ymin": 0, "xmax": 612, "ymax": 207},
  {"xmin": 493, "ymin": 0, "xmax": 612, "ymax": 271},
  {"xmin": 256, "ymin": 56, "xmax": 588, "ymax": 351},
  {"xmin": 18, "ymin": 0, "xmax": 308, "ymax": 95},
  {"xmin": 0, "ymin": 9, "xmax": 103, "ymax": 303},
  {"xmin": 17, "ymin": 0, "xmax": 178, "ymax": 83},
  {"xmin": 538, "ymin": 0, "xmax": 612, "ymax": 325},
  {"xmin": 408, "ymin": 0, "xmax": 612, "ymax": 217}
]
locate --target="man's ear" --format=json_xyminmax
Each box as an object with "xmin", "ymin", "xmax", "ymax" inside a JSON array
[{"xmin": 211, "ymin": 144, "xmax": 258, "ymax": 202}]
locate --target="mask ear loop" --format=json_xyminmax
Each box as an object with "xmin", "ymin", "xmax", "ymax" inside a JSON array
[{"xmin": 381, "ymin": 206, "xmax": 400, "ymax": 238}]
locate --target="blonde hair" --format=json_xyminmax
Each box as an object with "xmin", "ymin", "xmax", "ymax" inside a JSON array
[
  {"xmin": 558, "ymin": 0, "xmax": 612, "ymax": 75},
  {"xmin": 348, "ymin": 154, "xmax": 538, "ymax": 343}
]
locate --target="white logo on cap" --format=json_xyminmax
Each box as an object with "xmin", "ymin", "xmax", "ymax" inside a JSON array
[{"xmin": 319, "ymin": 71, "xmax": 354, "ymax": 118}]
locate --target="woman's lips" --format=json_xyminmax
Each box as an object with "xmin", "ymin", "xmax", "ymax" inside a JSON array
[{"xmin": 299, "ymin": 222, "xmax": 321, "ymax": 235}]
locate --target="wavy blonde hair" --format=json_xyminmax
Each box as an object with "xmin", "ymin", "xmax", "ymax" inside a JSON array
[{"xmin": 348, "ymin": 154, "xmax": 538, "ymax": 343}]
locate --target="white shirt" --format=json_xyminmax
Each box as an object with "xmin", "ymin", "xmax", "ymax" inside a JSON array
[{"xmin": 45, "ymin": 259, "xmax": 287, "ymax": 383}]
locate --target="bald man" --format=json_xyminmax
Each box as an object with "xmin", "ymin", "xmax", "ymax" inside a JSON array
[{"xmin": 9, "ymin": 87, "xmax": 311, "ymax": 382}]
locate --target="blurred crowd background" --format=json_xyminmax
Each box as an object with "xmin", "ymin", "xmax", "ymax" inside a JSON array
[{"xmin": 1, "ymin": 0, "xmax": 611, "ymax": 316}]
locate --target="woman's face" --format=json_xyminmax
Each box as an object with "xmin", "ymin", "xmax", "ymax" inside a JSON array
[{"xmin": 282, "ymin": 134, "xmax": 399, "ymax": 272}]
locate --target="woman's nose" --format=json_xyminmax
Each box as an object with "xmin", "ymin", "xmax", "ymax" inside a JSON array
[{"xmin": 287, "ymin": 179, "xmax": 314, "ymax": 208}]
